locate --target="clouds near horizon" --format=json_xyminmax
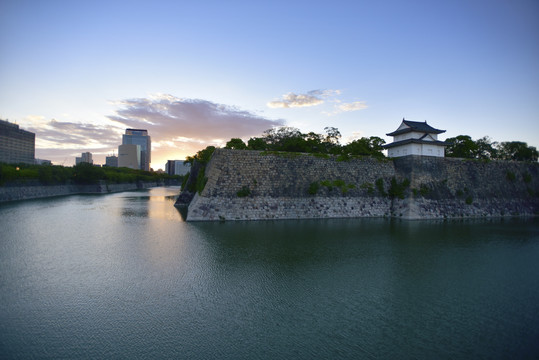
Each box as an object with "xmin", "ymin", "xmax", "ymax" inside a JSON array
[{"xmin": 26, "ymin": 95, "xmax": 285, "ymax": 166}]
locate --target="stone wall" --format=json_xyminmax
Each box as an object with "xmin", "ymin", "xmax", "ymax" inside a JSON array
[
  {"xmin": 183, "ymin": 149, "xmax": 539, "ymax": 221},
  {"xmin": 0, "ymin": 180, "xmax": 162, "ymax": 203},
  {"xmin": 392, "ymin": 156, "xmax": 539, "ymax": 219}
]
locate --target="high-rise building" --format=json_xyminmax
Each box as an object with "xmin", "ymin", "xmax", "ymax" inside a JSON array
[
  {"xmin": 122, "ymin": 129, "xmax": 151, "ymax": 171},
  {"xmin": 0, "ymin": 119, "xmax": 35, "ymax": 164},
  {"xmin": 105, "ymin": 155, "xmax": 118, "ymax": 167},
  {"xmin": 118, "ymin": 144, "xmax": 140, "ymax": 169},
  {"xmin": 75, "ymin": 152, "xmax": 93, "ymax": 165},
  {"xmin": 165, "ymin": 160, "xmax": 190, "ymax": 176}
]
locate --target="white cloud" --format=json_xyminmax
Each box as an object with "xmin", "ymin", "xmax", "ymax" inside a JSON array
[
  {"xmin": 337, "ymin": 101, "xmax": 368, "ymax": 112},
  {"xmin": 26, "ymin": 94, "xmax": 285, "ymax": 166},
  {"xmin": 267, "ymin": 89, "xmax": 340, "ymax": 108},
  {"xmin": 109, "ymin": 94, "xmax": 284, "ymax": 142}
]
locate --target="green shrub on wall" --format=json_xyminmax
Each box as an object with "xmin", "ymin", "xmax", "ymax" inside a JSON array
[
  {"xmin": 375, "ymin": 178, "xmax": 386, "ymax": 196},
  {"xmin": 237, "ymin": 186, "xmax": 251, "ymax": 197},
  {"xmin": 196, "ymin": 167, "xmax": 207, "ymax": 195},
  {"xmin": 308, "ymin": 182, "xmax": 320, "ymax": 195}
]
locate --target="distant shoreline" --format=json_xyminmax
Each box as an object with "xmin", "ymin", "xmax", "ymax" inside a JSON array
[{"xmin": 0, "ymin": 180, "xmax": 176, "ymax": 203}]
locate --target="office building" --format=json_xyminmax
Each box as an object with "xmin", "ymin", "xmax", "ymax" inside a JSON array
[
  {"xmin": 118, "ymin": 144, "xmax": 140, "ymax": 169},
  {"xmin": 166, "ymin": 160, "xmax": 190, "ymax": 176},
  {"xmin": 75, "ymin": 152, "xmax": 93, "ymax": 165},
  {"xmin": 105, "ymin": 155, "xmax": 118, "ymax": 167},
  {"xmin": 122, "ymin": 129, "xmax": 151, "ymax": 171},
  {"xmin": 0, "ymin": 119, "xmax": 35, "ymax": 164}
]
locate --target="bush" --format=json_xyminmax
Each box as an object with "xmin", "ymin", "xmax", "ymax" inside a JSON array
[
  {"xmin": 375, "ymin": 178, "xmax": 386, "ymax": 196},
  {"xmin": 388, "ymin": 177, "xmax": 410, "ymax": 199},
  {"xmin": 195, "ymin": 167, "xmax": 207, "ymax": 195},
  {"xmin": 308, "ymin": 182, "xmax": 320, "ymax": 195},
  {"xmin": 506, "ymin": 171, "xmax": 516, "ymax": 181},
  {"xmin": 237, "ymin": 186, "xmax": 251, "ymax": 197}
]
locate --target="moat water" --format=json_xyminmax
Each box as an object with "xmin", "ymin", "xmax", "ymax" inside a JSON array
[{"xmin": 1, "ymin": 187, "xmax": 538, "ymax": 359}]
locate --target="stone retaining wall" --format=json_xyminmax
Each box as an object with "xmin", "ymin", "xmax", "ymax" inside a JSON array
[
  {"xmin": 183, "ymin": 149, "xmax": 539, "ymax": 221},
  {"xmin": 0, "ymin": 181, "xmax": 161, "ymax": 203}
]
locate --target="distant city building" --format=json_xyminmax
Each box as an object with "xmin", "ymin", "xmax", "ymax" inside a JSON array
[
  {"xmin": 0, "ymin": 119, "xmax": 35, "ymax": 164},
  {"xmin": 105, "ymin": 155, "xmax": 118, "ymax": 167},
  {"xmin": 122, "ymin": 129, "xmax": 151, "ymax": 171},
  {"xmin": 384, "ymin": 119, "xmax": 449, "ymax": 158},
  {"xmin": 118, "ymin": 144, "xmax": 140, "ymax": 169},
  {"xmin": 35, "ymin": 159, "xmax": 52, "ymax": 165},
  {"xmin": 165, "ymin": 160, "xmax": 190, "ymax": 176},
  {"xmin": 75, "ymin": 152, "xmax": 93, "ymax": 165}
]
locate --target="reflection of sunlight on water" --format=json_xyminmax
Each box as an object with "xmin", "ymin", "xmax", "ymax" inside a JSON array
[
  {"xmin": 118, "ymin": 187, "xmax": 184, "ymax": 222},
  {"xmin": 118, "ymin": 187, "xmax": 187, "ymax": 269}
]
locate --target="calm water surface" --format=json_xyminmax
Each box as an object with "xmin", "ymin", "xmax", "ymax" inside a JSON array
[{"xmin": 1, "ymin": 187, "xmax": 538, "ymax": 359}]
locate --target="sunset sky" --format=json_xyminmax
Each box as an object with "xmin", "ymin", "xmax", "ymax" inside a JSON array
[{"xmin": 1, "ymin": 0, "xmax": 538, "ymax": 169}]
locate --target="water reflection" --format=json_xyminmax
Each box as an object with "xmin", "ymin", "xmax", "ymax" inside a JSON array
[{"xmin": 1, "ymin": 190, "xmax": 538, "ymax": 359}]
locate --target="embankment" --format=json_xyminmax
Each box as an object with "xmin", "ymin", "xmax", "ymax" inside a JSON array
[
  {"xmin": 178, "ymin": 149, "xmax": 539, "ymax": 221},
  {"xmin": 0, "ymin": 180, "xmax": 163, "ymax": 203}
]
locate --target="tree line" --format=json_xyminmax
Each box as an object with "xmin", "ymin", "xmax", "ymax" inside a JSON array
[
  {"xmin": 0, "ymin": 162, "xmax": 180, "ymax": 186},
  {"xmin": 445, "ymin": 135, "xmax": 538, "ymax": 161},
  {"xmin": 184, "ymin": 126, "xmax": 538, "ymax": 165}
]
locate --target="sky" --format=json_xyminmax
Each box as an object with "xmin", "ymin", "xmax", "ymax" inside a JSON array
[{"xmin": 1, "ymin": 0, "xmax": 538, "ymax": 169}]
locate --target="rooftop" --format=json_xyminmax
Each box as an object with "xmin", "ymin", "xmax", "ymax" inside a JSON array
[{"xmin": 387, "ymin": 119, "xmax": 446, "ymax": 137}]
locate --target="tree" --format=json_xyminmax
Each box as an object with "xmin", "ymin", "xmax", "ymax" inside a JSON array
[
  {"xmin": 474, "ymin": 136, "xmax": 497, "ymax": 159},
  {"xmin": 445, "ymin": 135, "xmax": 478, "ymax": 158},
  {"xmin": 225, "ymin": 138, "xmax": 247, "ymax": 150},
  {"xmin": 497, "ymin": 141, "xmax": 538, "ymax": 162},
  {"xmin": 343, "ymin": 136, "xmax": 385, "ymax": 157},
  {"xmin": 324, "ymin": 127, "xmax": 341, "ymax": 145},
  {"xmin": 184, "ymin": 146, "xmax": 216, "ymax": 165},
  {"xmin": 247, "ymin": 137, "xmax": 267, "ymax": 150}
]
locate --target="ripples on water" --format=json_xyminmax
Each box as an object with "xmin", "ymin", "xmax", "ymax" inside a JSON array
[{"xmin": 1, "ymin": 187, "xmax": 538, "ymax": 359}]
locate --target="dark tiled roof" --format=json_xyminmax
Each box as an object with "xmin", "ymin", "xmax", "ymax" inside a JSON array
[
  {"xmin": 383, "ymin": 138, "xmax": 450, "ymax": 149},
  {"xmin": 386, "ymin": 119, "xmax": 446, "ymax": 136}
]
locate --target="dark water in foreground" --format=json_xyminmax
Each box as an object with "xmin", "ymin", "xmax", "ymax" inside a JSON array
[{"xmin": 1, "ymin": 187, "xmax": 538, "ymax": 359}]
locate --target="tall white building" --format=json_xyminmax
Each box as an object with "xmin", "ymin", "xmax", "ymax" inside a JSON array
[
  {"xmin": 118, "ymin": 144, "xmax": 140, "ymax": 169},
  {"xmin": 384, "ymin": 119, "xmax": 449, "ymax": 158},
  {"xmin": 122, "ymin": 129, "xmax": 151, "ymax": 171}
]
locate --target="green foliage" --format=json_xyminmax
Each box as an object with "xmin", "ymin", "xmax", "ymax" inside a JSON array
[
  {"xmin": 388, "ymin": 177, "xmax": 410, "ymax": 199},
  {"xmin": 308, "ymin": 182, "xmax": 320, "ymax": 195},
  {"xmin": 225, "ymin": 138, "xmax": 247, "ymax": 150},
  {"xmin": 498, "ymin": 141, "xmax": 538, "ymax": 162},
  {"xmin": 231, "ymin": 126, "xmax": 386, "ymax": 158},
  {"xmin": 247, "ymin": 137, "xmax": 267, "ymax": 150},
  {"xmin": 185, "ymin": 146, "xmax": 216, "ymax": 165},
  {"xmin": 318, "ymin": 179, "xmax": 355, "ymax": 195},
  {"xmin": 180, "ymin": 172, "xmax": 190, "ymax": 190},
  {"xmin": 0, "ymin": 164, "xmax": 18, "ymax": 184},
  {"xmin": 465, "ymin": 195, "xmax": 473, "ymax": 205},
  {"xmin": 375, "ymin": 178, "xmax": 386, "ymax": 196},
  {"xmin": 0, "ymin": 162, "xmax": 175, "ymax": 186},
  {"xmin": 342, "ymin": 136, "xmax": 386, "ymax": 158},
  {"xmin": 523, "ymin": 172, "xmax": 532, "ymax": 183},
  {"xmin": 237, "ymin": 185, "xmax": 251, "ymax": 197},
  {"xmin": 446, "ymin": 135, "xmax": 538, "ymax": 161},
  {"xmin": 360, "ymin": 182, "xmax": 375, "ymax": 195},
  {"xmin": 419, "ymin": 184, "xmax": 430, "ymax": 197},
  {"xmin": 506, "ymin": 171, "xmax": 516, "ymax": 182},
  {"xmin": 72, "ymin": 163, "xmax": 106, "ymax": 184},
  {"xmin": 195, "ymin": 167, "xmax": 207, "ymax": 195},
  {"xmin": 336, "ymin": 154, "xmax": 351, "ymax": 162}
]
